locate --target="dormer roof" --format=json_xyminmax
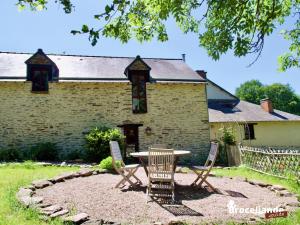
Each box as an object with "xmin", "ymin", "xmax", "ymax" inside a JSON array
[{"xmin": 25, "ymin": 49, "xmax": 56, "ymax": 66}]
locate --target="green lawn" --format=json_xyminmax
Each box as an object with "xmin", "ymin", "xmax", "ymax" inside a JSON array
[
  {"xmin": 0, "ymin": 162, "xmax": 78, "ymax": 225},
  {"xmin": 0, "ymin": 163, "xmax": 299, "ymax": 225}
]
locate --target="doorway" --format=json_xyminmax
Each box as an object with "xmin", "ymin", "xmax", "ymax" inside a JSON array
[{"xmin": 118, "ymin": 124, "xmax": 143, "ymax": 160}]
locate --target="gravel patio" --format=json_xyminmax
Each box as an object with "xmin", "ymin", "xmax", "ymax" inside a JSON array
[{"xmin": 36, "ymin": 168, "xmax": 299, "ymax": 225}]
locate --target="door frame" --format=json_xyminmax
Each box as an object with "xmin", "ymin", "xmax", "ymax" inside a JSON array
[{"xmin": 117, "ymin": 123, "xmax": 143, "ymax": 157}]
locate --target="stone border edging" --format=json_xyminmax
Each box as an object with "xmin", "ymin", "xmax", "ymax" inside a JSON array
[{"xmin": 16, "ymin": 168, "xmax": 120, "ymax": 224}]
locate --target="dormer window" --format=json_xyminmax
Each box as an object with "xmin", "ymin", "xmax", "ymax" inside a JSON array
[
  {"xmin": 25, "ymin": 49, "xmax": 59, "ymax": 93},
  {"xmin": 31, "ymin": 66, "xmax": 50, "ymax": 92},
  {"xmin": 124, "ymin": 56, "xmax": 151, "ymax": 114},
  {"xmin": 132, "ymin": 71, "xmax": 148, "ymax": 113}
]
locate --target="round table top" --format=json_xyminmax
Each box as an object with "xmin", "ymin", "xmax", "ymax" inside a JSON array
[{"xmin": 130, "ymin": 150, "xmax": 191, "ymax": 157}]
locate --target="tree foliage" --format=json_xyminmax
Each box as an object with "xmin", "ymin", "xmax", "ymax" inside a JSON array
[
  {"xmin": 85, "ymin": 126, "xmax": 125, "ymax": 162},
  {"xmin": 16, "ymin": 0, "xmax": 300, "ymax": 71},
  {"xmin": 235, "ymin": 80, "xmax": 265, "ymax": 104},
  {"xmin": 236, "ymin": 80, "xmax": 300, "ymax": 115}
]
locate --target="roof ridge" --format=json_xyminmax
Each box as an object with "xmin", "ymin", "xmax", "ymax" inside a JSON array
[
  {"xmin": 0, "ymin": 51, "xmax": 182, "ymax": 61},
  {"xmin": 240, "ymin": 100, "xmax": 300, "ymax": 118}
]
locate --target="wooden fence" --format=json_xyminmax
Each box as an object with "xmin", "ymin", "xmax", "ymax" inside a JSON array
[{"xmin": 239, "ymin": 145, "xmax": 300, "ymax": 181}]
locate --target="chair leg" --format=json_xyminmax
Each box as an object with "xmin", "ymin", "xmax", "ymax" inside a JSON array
[
  {"xmin": 191, "ymin": 170, "xmax": 204, "ymax": 186},
  {"xmin": 117, "ymin": 172, "xmax": 136, "ymax": 188},
  {"xmin": 171, "ymin": 182, "xmax": 175, "ymax": 203},
  {"xmin": 202, "ymin": 179, "xmax": 216, "ymax": 192},
  {"xmin": 198, "ymin": 171, "xmax": 209, "ymax": 186},
  {"xmin": 129, "ymin": 167, "xmax": 142, "ymax": 184},
  {"xmin": 115, "ymin": 175, "xmax": 133, "ymax": 188},
  {"xmin": 196, "ymin": 172, "xmax": 216, "ymax": 192},
  {"xmin": 126, "ymin": 168, "xmax": 142, "ymax": 184},
  {"xmin": 115, "ymin": 178, "xmax": 125, "ymax": 188},
  {"xmin": 147, "ymin": 182, "xmax": 153, "ymax": 203}
]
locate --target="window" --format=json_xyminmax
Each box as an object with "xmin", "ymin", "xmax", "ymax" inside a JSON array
[
  {"xmin": 132, "ymin": 74, "xmax": 147, "ymax": 113},
  {"xmin": 25, "ymin": 49, "xmax": 60, "ymax": 93},
  {"xmin": 244, "ymin": 124, "xmax": 255, "ymax": 140},
  {"xmin": 31, "ymin": 68, "xmax": 50, "ymax": 93}
]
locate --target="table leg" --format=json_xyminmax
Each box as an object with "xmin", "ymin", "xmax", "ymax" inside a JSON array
[
  {"xmin": 173, "ymin": 157, "xmax": 179, "ymax": 173},
  {"xmin": 138, "ymin": 157, "xmax": 148, "ymax": 176}
]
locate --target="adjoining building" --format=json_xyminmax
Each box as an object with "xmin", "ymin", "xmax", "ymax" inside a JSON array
[{"xmin": 196, "ymin": 71, "xmax": 300, "ymax": 148}]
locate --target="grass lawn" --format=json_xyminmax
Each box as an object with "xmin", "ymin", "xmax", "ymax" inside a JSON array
[
  {"xmin": 0, "ymin": 162, "xmax": 78, "ymax": 225},
  {"xmin": 0, "ymin": 163, "xmax": 298, "ymax": 225}
]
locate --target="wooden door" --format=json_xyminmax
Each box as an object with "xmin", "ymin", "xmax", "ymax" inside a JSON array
[{"xmin": 118, "ymin": 124, "xmax": 142, "ymax": 159}]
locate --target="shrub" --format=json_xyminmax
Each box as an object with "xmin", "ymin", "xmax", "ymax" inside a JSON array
[
  {"xmin": 215, "ymin": 127, "xmax": 236, "ymax": 166},
  {"xmin": 99, "ymin": 156, "xmax": 121, "ymax": 170},
  {"xmin": 85, "ymin": 126, "xmax": 125, "ymax": 162},
  {"xmin": 63, "ymin": 149, "xmax": 85, "ymax": 161},
  {"xmin": 219, "ymin": 127, "xmax": 236, "ymax": 145},
  {"xmin": 24, "ymin": 142, "xmax": 59, "ymax": 161},
  {"xmin": 0, "ymin": 148, "xmax": 23, "ymax": 162}
]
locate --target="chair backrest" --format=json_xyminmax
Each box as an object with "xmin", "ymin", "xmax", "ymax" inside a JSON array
[
  {"xmin": 109, "ymin": 141, "xmax": 124, "ymax": 168},
  {"xmin": 148, "ymin": 148, "xmax": 174, "ymax": 177},
  {"xmin": 205, "ymin": 142, "xmax": 219, "ymax": 167}
]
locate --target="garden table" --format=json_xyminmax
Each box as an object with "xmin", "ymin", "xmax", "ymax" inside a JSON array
[{"xmin": 130, "ymin": 150, "xmax": 191, "ymax": 176}]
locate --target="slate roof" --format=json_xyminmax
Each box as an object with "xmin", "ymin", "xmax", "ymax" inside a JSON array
[
  {"xmin": 0, "ymin": 52, "xmax": 205, "ymax": 83},
  {"xmin": 209, "ymin": 100, "xmax": 300, "ymax": 122}
]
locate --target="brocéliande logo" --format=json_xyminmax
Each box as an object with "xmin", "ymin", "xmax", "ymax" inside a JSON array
[{"xmin": 227, "ymin": 200, "xmax": 284, "ymax": 215}]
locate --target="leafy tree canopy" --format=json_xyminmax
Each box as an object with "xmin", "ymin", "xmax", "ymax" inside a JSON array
[
  {"xmin": 16, "ymin": 0, "xmax": 300, "ymax": 71},
  {"xmin": 235, "ymin": 80, "xmax": 265, "ymax": 104},
  {"xmin": 235, "ymin": 80, "xmax": 300, "ymax": 115}
]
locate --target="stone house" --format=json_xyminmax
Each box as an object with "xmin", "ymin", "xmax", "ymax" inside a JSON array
[
  {"xmin": 196, "ymin": 71, "xmax": 300, "ymax": 148},
  {"xmin": 0, "ymin": 49, "xmax": 210, "ymax": 163}
]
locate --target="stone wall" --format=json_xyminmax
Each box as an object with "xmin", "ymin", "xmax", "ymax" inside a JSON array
[{"xmin": 0, "ymin": 81, "xmax": 210, "ymax": 164}]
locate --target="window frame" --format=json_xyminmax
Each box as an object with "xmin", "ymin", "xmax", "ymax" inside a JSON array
[
  {"xmin": 131, "ymin": 72, "xmax": 148, "ymax": 114},
  {"xmin": 244, "ymin": 123, "xmax": 256, "ymax": 140},
  {"xmin": 30, "ymin": 66, "xmax": 51, "ymax": 93}
]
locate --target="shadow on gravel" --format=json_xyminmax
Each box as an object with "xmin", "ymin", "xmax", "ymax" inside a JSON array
[{"xmin": 161, "ymin": 204, "xmax": 203, "ymax": 217}]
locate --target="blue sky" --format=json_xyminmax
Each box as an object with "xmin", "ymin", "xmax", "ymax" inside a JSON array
[{"xmin": 1, "ymin": 0, "xmax": 299, "ymax": 94}]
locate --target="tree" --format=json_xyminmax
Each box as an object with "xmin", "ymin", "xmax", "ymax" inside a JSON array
[
  {"xmin": 16, "ymin": 0, "xmax": 300, "ymax": 71},
  {"xmin": 236, "ymin": 80, "xmax": 265, "ymax": 104},
  {"xmin": 235, "ymin": 80, "xmax": 300, "ymax": 115},
  {"xmin": 264, "ymin": 83, "xmax": 300, "ymax": 115}
]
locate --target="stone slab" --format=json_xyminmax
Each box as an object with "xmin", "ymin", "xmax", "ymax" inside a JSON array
[
  {"xmin": 32, "ymin": 180, "xmax": 53, "ymax": 189},
  {"xmin": 49, "ymin": 209, "xmax": 69, "ymax": 218},
  {"xmin": 64, "ymin": 213, "xmax": 89, "ymax": 223},
  {"xmin": 41, "ymin": 204, "xmax": 62, "ymax": 216}
]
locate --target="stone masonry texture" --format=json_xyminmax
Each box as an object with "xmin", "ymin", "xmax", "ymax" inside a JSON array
[{"xmin": 0, "ymin": 81, "xmax": 210, "ymax": 164}]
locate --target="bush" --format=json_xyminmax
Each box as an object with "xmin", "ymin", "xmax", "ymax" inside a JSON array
[
  {"xmin": 0, "ymin": 148, "xmax": 23, "ymax": 162},
  {"xmin": 85, "ymin": 126, "xmax": 125, "ymax": 162},
  {"xmin": 63, "ymin": 149, "xmax": 85, "ymax": 161},
  {"xmin": 99, "ymin": 156, "xmax": 121, "ymax": 170},
  {"xmin": 24, "ymin": 142, "xmax": 59, "ymax": 161},
  {"xmin": 219, "ymin": 127, "xmax": 236, "ymax": 145},
  {"xmin": 215, "ymin": 127, "xmax": 236, "ymax": 166}
]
